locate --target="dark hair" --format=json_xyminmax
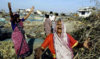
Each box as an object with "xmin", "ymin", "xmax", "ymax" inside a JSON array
[
  {"xmin": 13, "ymin": 14, "xmax": 19, "ymax": 19},
  {"xmin": 55, "ymin": 13, "xmax": 59, "ymax": 16},
  {"xmin": 12, "ymin": 14, "xmax": 20, "ymax": 23},
  {"xmin": 57, "ymin": 18, "xmax": 61, "ymax": 22},
  {"xmin": 45, "ymin": 14, "xmax": 49, "ymax": 18},
  {"xmin": 50, "ymin": 11, "xmax": 53, "ymax": 14}
]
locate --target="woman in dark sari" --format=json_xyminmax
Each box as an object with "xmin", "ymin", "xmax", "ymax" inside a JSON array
[{"xmin": 8, "ymin": 2, "xmax": 34, "ymax": 59}]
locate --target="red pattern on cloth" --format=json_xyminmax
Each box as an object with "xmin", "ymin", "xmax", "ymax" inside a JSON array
[
  {"xmin": 11, "ymin": 21, "xmax": 29, "ymax": 55},
  {"xmin": 67, "ymin": 33, "xmax": 78, "ymax": 48}
]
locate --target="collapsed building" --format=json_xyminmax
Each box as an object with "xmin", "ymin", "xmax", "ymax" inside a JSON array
[{"xmin": 77, "ymin": 7, "xmax": 96, "ymax": 18}]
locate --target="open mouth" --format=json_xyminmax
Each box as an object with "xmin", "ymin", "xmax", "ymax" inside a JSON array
[{"xmin": 57, "ymin": 28, "xmax": 62, "ymax": 30}]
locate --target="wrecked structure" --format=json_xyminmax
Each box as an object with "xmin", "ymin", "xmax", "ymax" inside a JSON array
[{"xmin": 78, "ymin": 7, "xmax": 96, "ymax": 18}]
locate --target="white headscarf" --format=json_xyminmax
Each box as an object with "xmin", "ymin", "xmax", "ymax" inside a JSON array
[{"xmin": 53, "ymin": 19, "xmax": 73, "ymax": 59}]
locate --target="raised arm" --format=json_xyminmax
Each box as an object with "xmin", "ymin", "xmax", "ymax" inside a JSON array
[
  {"xmin": 24, "ymin": 6, "xmax": 34, "ymax": 20},
  {"xmin": 8, "ymin": 2, "xmax": 13, "ymax": 21}
]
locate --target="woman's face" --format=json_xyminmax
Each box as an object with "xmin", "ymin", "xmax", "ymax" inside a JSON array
[
  {"xmin": 13, "ymin": 14, "xmax": 20, "ymax": 22},
  {"xmin": 14, "ymin": 17, "xmax": 20, "ymax": 23},
  {"xmin": 16, "ymin": 17, "xmax": 20, "ymax": 21},
  {"xmin": 56, "ymin": 21, "xmax": 62, "ymax": 34}
]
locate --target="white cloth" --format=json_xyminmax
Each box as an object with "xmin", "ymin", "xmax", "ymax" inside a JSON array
[
  {"xmin": 54, "ymin": 24, "xmax": 73, "ymax": 59},
  {"xmin": 49, "ymin": 15, "xmax": 55, "ymax": 21},
  {"xmin": 54, "ymin": 33, "xmax": 73, "ymax": 59}
]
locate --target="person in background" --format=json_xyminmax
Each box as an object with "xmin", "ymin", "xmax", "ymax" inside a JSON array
[
  {"xmin": 34, "ymin": 19, "xmax": 90, "ymax": 59},
  {"xmin": 55, "ymin": 13, "xmax": 59, "ymax": 21},
  {"xmin": 51, "ymin": 13, "xmax": 59, "ymax": 33},
  {"xmin": 49, "ymin": 11, "xmax": 55, "ymax": 33},
  {"xmin": 49, "ymin": 11, "xmax": 55, "ymax": 21},
  {"xmin": 44, "ymin": 14, "xmax": 52, "ymax": 36},
  {"xmin": 8, "ymin": 2, "xmax": 34, "ymax": 59}
]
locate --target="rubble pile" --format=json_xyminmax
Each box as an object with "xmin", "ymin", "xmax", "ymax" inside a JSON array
[{"xmin": 72, "ymin": 13, "xmax": 100, "ymax": 59}]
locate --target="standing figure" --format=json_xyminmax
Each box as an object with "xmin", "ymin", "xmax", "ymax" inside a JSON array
[
  {"xmin": 55, "ymin": 13, "xmax": 59, "ymax": 21},
  {"xmin": 49, "ymin": 11, "xmax": 55, "ymax": 33},
  {"xmin": 49, "ymin": 11, "xmax": 55, "ymax": 21},
  {"xmin": 44, "ymin": 14, "xmax": 52, "ymax": 36},
  {"xmin": 8, "ymin": 2, "xmax": 34, "ymax": 59}
]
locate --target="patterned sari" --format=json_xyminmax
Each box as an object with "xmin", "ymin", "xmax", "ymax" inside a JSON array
[{"xmin": 11, "ymin": 20, "xmax": 30, "ymax": 58}]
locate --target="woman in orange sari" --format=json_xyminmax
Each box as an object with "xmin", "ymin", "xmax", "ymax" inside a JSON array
[{"xmin": 35, "ymin": 18, "xmax": 90, "ymax": 59}]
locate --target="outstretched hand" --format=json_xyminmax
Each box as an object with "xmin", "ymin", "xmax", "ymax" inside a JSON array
[
  {"xmin": 83, "ymin": 38, "xmax": 91, "ymax": 49},
  {"xmin": 30, "ymin": 6, "xmax": 34, "ymax": 12},
  {"xmin": 34, "ymin": 47, "xmax": 43, "ymax": 59},
  {"xmin": 8, "ymin": 2, "xmax": 13, "ymax": 20},
  {"xmin": 24, "ymin": 6, "xmax": 34, "ymax": 20},
  {"xmin": 8, "ymin": 2, "xmax": 11, "ymax": 8}
]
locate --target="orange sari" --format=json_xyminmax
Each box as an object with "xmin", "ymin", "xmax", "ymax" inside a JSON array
[{"xmin": 41, "ymin": 33, "xmax": 78, "ymax": 59}]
